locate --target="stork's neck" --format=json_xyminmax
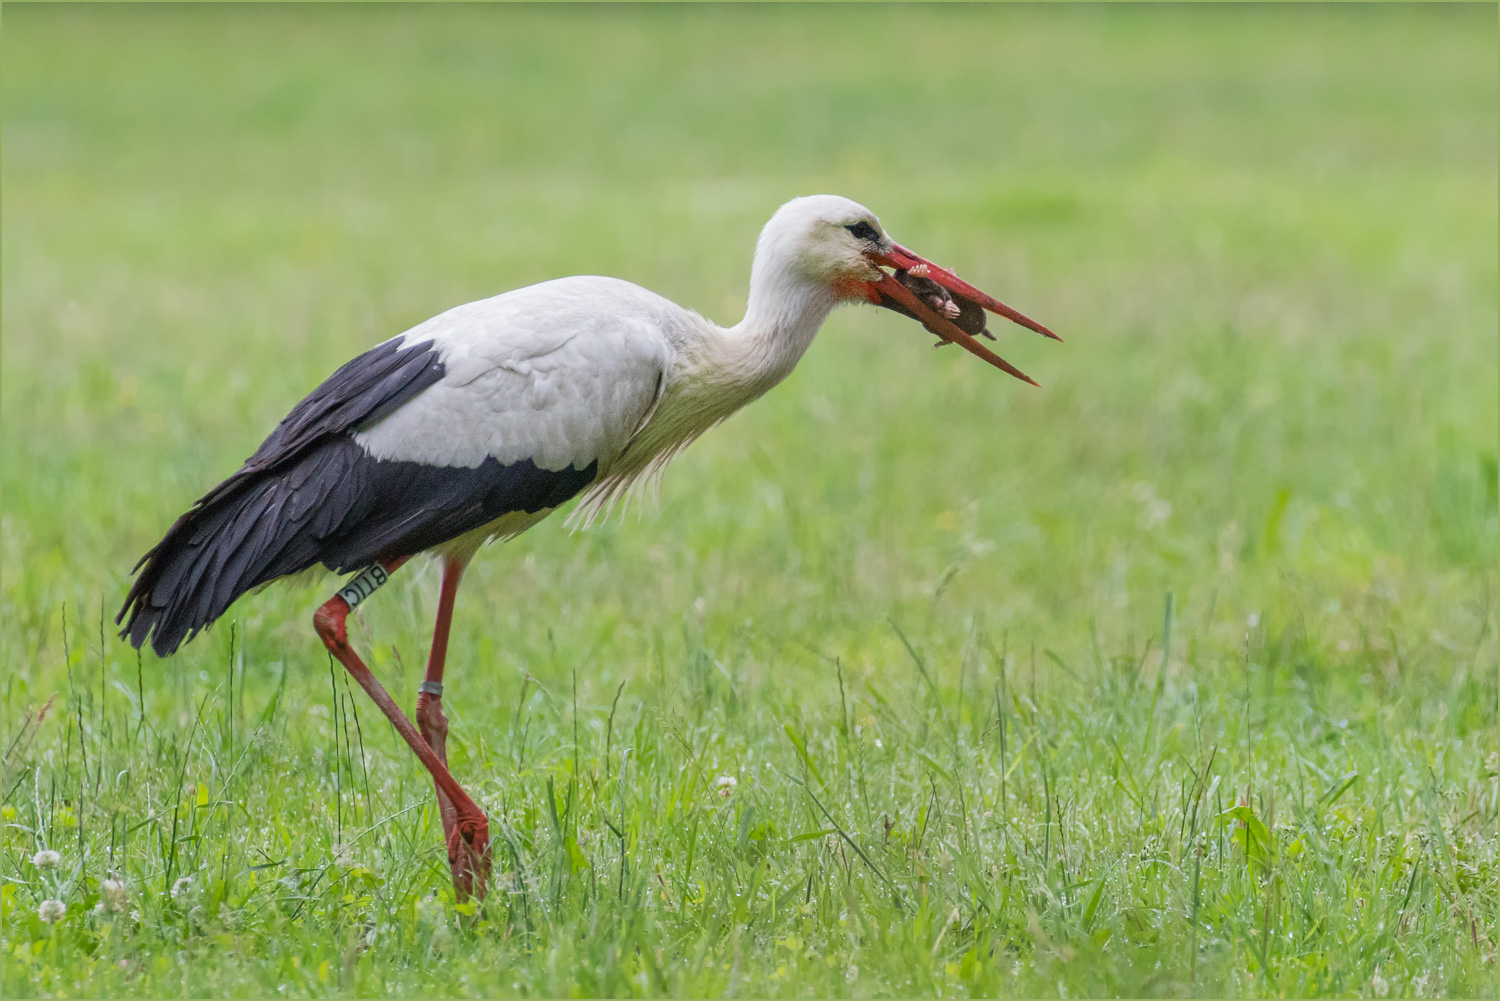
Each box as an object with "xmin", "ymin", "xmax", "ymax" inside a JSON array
[{"xmin": 716, "ymin": 259, "xmax": 839, "ymax": 393}]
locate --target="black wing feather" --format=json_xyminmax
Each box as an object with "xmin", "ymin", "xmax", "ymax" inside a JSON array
[{"xmin": 118, "ymin": 336, "xmax": 599, "ymax": 657}]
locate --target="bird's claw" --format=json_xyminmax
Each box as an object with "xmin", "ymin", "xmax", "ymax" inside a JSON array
[{"xmin": 447, "ymin": 813, "xmax": 492, "ymax": 901}]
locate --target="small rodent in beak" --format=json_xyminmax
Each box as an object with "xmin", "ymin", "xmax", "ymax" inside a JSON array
[{"xmin": 895, "ymin": 269, "xmax": 998, "ymax": 345}]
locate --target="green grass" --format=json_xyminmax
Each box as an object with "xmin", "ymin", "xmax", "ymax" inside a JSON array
[{"xmin": 2, "ymin": 4, "xmax": 1496, "ymax": 996}]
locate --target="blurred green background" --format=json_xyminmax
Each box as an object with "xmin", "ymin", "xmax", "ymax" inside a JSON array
[{"xmin": 2, "ymin": 4, "xmax": 1495, "ymax": 997}]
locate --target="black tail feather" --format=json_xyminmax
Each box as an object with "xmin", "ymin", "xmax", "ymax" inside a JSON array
[{"xmin": 118, "ymin": 436, "xmax": 599, "ymax": 657}]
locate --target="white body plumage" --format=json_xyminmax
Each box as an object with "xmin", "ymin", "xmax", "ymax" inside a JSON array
[{"xmin": 353, "ymin": 195, "xmax": 863, "ymax": 561}]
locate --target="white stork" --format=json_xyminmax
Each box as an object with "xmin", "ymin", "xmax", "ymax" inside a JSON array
[{"xmin": 118, "ymin": 194, "xmax": 1057, "ymax": 899}]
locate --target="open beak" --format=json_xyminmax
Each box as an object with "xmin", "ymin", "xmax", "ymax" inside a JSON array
[{"xmin": 859, "ymin": 243, "xmax": 1059, "ymax": 386}]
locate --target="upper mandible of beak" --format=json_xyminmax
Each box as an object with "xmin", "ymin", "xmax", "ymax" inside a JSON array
[{"xmin": 859, "ymin": 244, "xmax": 1059, "ymax": 386}]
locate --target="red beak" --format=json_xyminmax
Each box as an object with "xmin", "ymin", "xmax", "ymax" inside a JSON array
[{"xmin": 860, "ymin": 242, "xmax": 1058, "ymax": 386}]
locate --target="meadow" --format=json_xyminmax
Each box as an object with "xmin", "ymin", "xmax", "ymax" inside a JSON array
[{"xmin": 2, "ymin": 5, "xmax": 1496, "ymax": 996}]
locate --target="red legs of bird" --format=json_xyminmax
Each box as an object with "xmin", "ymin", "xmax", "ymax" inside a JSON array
[
  {"xmin": 414, "ymin": 558, "xmax": 469, "ymax": 881},
  {"xmin": 313, "ymin": 555, "xmax": 492, "ymax": 901}
]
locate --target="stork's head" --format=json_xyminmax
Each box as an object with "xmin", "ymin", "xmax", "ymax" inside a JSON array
[{"xmin": 757, "ymin": 194, "xmax": 1059, "ymax": 385}]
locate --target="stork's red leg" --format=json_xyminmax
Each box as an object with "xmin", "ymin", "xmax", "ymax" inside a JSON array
[
  {"xmin": 414, "ymin": 558, "xmax": 473, "ymax": 887},
  {"xmin": 313, "ymin": 557, "xmax": 491, "ymax": 900}
]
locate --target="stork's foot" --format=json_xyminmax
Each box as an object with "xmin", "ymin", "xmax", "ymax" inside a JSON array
[{"xmin": 448, "ymin": 810, "xmax": 492, "ymax": 901}]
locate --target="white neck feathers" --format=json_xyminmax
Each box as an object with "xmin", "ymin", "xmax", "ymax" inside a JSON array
[{"xmin": 716, "ymin": 258, "xmax": 837, "ymax": 392}]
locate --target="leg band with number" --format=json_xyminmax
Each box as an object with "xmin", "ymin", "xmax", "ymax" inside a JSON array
[{"xmin": 337, "ymin": 564, "xmax": 390, "ymax": 610}]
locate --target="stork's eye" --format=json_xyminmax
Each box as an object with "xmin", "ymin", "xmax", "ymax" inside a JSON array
[{"xmin": 844, "ymin": 221, "xmax": 881, "ymax": 243}]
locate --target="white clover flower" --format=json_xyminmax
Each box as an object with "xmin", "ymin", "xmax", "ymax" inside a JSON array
[
  {"xmin": 100, "ymin": 879, "xmax": 127, "ymax": 911},
  {"xmin": 714, "ymin": 775, "xmax": 737, "ymax": 798},
  {"xmin": 170, "ymin": 876, "xmax": 194, "ymax": 900},
  {"xmin": 32, "ymin": 849, "xmax": 61, "ymax": 870},
  {"xmin": 38, "ymin": 899, "xmax": 66, "ymax": 923}
]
